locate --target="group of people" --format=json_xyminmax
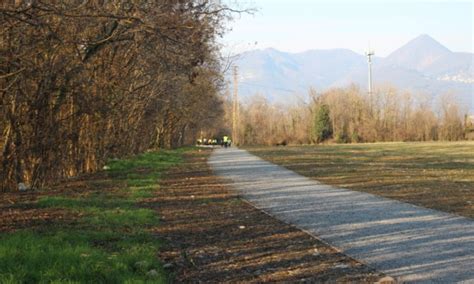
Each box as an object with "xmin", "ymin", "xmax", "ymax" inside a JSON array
[{"xmin": 196, "ymin": 135, "xmax": 232, "ymax": 148}]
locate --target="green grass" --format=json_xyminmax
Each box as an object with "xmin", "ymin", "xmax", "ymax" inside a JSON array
[
  {"xmin": 246, "ymin": 141, "xmax": 474, "ymax": 218},
  {"xmin": 0, "ymin": 149, "xmax": 188, "ymax": 283}
]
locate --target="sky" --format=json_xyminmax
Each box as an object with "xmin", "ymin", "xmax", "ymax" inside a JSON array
[{"xmin": 222, "ymin": 0, "xmax": 473, "ymax": 57}]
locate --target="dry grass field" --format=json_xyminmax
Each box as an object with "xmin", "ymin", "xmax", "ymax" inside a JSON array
[{"xmin": 246, "ymin": 142, "xmax": 474, "ymax": 218}]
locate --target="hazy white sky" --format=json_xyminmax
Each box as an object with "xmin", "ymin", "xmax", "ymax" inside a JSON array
[{"xmin": 222, "ymin": 0, "xmax": 473, "ymax": 56}]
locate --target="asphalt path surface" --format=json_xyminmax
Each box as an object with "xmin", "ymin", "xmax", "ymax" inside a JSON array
[{"xmin": 208, "ymin": 148, "xmax": 474, "ymax": 283}]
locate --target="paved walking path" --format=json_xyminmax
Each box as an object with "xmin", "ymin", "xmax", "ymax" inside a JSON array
[{"xmin": 209, "ymin": 148, "xmax": 474, "ymax": 283}]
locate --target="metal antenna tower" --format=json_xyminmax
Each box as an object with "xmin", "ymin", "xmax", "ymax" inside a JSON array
[
  {"xmin": 232, "ymin": 66, "xmax": 239, "ymax": 145},
  {"xmin": 365, "ymin": 49, "xmax": 374, "ymax": 96}
]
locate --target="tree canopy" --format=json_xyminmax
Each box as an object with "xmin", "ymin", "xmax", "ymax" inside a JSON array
[{"xmin": 1, "ymin": 1, "xmax": 238, "ymax": 191}]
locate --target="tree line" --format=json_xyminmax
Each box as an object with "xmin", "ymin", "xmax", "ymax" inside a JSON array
[
  {"xmin": 234, "ymin": 85, "xmax": 471, "ymax": 145},
  {"xmin": 1, "ymin": 1, "xmax": 238, "ymax": 191}
]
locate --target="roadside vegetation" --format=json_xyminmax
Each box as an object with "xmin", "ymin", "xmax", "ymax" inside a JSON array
[
  {"xmin": 247, "ymin": 141, "xmax": 474, "ymax": 218},
  {"xmin": 0, "ymin": 149, "xmax": 185, "ymax": 282}
]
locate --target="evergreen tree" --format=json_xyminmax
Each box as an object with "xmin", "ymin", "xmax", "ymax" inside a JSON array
[{"xmin": 313, "ymin": 104, "xmax": 333, "ymax": 143}]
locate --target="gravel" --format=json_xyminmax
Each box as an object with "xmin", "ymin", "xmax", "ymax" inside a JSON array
[{"xmin": 209, "ymin": 148, "xmax": 474, "ymax": 283}]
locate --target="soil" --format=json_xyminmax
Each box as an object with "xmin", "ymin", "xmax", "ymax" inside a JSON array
[
  {"xmin": 1, "ymin": 191, "xmax": 70, "ymax": 233},
  {"xmin": 0, "ymin": 173, "xmax": 111, "ymax": 233},
  {"xmin": 152, "ymin": 149, "xmax": 385, "ymax": 283},
  {"xmin": 0, "ymin": 149, "xmax": 388, "ymax": 282}
]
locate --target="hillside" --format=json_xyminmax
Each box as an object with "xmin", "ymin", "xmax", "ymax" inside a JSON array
[{"xmin": 233, "ymin": 35, "xmax": 473, "ymax": 110}]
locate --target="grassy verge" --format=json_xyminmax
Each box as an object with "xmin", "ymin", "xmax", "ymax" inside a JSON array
[
  {"xmin": 246, "ymin": 141, "xmax": 474, "ymax": 218},
  {"xmin": 0, "ymin": 149, "xmax": 187, "ymax": 283}
]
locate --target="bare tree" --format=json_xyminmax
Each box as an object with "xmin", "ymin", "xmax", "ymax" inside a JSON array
[
  {"xmin": 232, "ymin": 85, "xmax": 466, "ymax": 146},
  {"xmin": 1, "ymin": 1, "xmax": 241, "ymax": 191}
]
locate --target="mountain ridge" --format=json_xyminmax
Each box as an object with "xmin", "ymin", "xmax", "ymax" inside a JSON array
[{"xmin": 232, "ymin": 34, "xmax": 473, "ymax": 111}]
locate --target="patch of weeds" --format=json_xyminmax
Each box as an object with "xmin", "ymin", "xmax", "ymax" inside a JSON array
[
  {"xmin": 130, "ymin": 185, "xmax": 157, "ymax": 199},
  {"xmin": 86, "ymin": 207, "xmax": 156, "ymax": 228},
  {"xmin": 0, "ymin": 230, "xmax": 166, "ymax": 283},
  {"xmin": 0, "ymin": 149, "xmax": 187, "ymax": 283},
  {"xmin": 37, "ymin": 195, "xmax": 134, "ymax": 210}
]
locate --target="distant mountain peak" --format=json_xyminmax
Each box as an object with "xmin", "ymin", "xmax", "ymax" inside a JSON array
[
  {"xmin": 407, "ymin": 34, "xmax": 450, "ymax": 51},
  {"xmin": 385, "ymin": 34, "xmax": 452, "ymax": 71},
  {"xmin": 415, "ymin": 33, "xmax": 438, "ymax": 41}
]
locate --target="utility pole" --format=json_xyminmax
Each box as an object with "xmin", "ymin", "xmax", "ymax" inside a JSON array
[
  {"xmin": 366, "ymin": 50, "xmax": 374, "ymax": 95},
  {"xmin": 232, "ymin": 66, "xmax": 239, "ymax": 145}
]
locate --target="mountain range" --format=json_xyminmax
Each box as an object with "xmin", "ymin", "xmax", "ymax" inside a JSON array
[{"xmin": 232, "ymin": 34, "xmax": 473, "ymax": 111}]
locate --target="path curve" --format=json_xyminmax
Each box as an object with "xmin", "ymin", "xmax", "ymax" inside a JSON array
[{"xmin": 209, "ymin": 148, "xmax": 474, "ymax": 283}]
